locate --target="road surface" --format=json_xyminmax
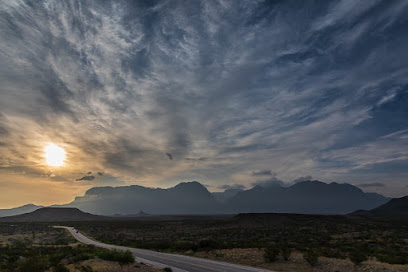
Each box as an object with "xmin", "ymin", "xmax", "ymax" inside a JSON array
[{"xmin": 55, "ymin": 226, "xmax": 274, "ymax": 272}]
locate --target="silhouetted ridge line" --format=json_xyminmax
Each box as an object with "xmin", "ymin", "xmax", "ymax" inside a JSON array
[
  {"xmin": 54, "ymin": 180, "xmax": 388, "ymax": 215},
  {"xmin": 0, "ymin": 207, "xmax": 108, "ymax": 222}
]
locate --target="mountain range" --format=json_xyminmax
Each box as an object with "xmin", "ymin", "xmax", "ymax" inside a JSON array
[
  {"xmin": 0, "ymin": 180, "xmax": 391, "ymax": 216},
  {"xmin": 49, "ymin": 180, "xmax": 389, "ymax": 215},
  {"xmin": 225, "ymin": 180, "xmax": 388, "ymax": 214},
  {"xmin": 0, "ymin": 204, "xmax": 43, "ymax": 217},
  {"xmin": 1, "ymin": 195, "xmax": 406, "ymax": 222}
]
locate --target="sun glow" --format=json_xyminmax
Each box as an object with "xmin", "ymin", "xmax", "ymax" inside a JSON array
[{"xmin": 44, "ymin": 144, "xmax": 66, "ymax": 166}]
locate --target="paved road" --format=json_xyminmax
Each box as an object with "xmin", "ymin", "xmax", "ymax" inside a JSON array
[{"xmin": 55, "ymin": 226, "xmax": 274, "ymax": 272}]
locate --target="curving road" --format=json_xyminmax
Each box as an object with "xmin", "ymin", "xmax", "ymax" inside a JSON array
[{"xmin": 55, "ymin": 226, "xmax": 274, "ymax": 272}]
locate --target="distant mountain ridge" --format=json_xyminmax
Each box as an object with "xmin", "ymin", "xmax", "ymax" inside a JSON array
[
  {"xmin": 0, "ymin": 207, "xmax": 108, "ymax": 222},
  {"xmin": 351, "ymin": 196, "xmax": 408, "ymax": 217},
  {"xmin": 59, "ymin": 181, "xmax": 221, "ymax": 215},
  {"xmin": 225, "ymin": 180, "xmax": 388, "ymax": 214},
  {"xmin": 0, "ymin": 180, "xmax": 391, "ymax": 217},
  {"xmin": 56, "ymin": 180, "xmax": 389, "ymax": 215},
  {"xmin": 0, "ymin": 204, "xmax": 43, "ymax": 217}
]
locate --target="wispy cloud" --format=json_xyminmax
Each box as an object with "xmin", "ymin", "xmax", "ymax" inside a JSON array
[
  {"xmin": 0, "ymin": 0, "xmax": 408, "ymax": 206},
  {"xmin": 218, "ymin": 184, "xmax": 246, "ymax": 190},
  {"xmin": 251, "ymin": 170, "xmax": 273, "ymax": 176}
]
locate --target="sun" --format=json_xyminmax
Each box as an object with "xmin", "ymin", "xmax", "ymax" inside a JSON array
[{"xmin": 44, "ymin": 143, "xmax": 66, "ymax": 166}]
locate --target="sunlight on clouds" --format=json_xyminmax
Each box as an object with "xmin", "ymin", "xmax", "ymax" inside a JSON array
[
  {"xmin": 0, "ymin": 0, "xmax": 407, "ymax": 207},
  {"xmin": 44, "ymin": 143, "xmax": 66, "ymax": 167}
]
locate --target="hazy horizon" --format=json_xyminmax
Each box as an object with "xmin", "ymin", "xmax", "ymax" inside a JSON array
[{"xmin": 1, "ymin": 0, "xmax": 408, "ymax": 208}]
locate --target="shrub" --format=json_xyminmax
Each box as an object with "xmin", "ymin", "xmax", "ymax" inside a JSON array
[
  {"xmin": 264, "ymin": 247, "xmax": 279, "ymax": 262},
  {"xmin": 376, "ymin": 253, "xmax": 408, "ymax": 265},
  {"xmin": 163, "ymin": 268, "xmax": 173, "ymax": 272},
  {"xmin": 19, "ymin": 257, "xmax": 48, "ymax": 272},
  {"xmin": 349, "ymin": 251, "xmax": 367, "ymax": 265},
  {"xmin": 215, "ymin": 252, "xmax": 225, "ymax": 258},
  {"xmin": 198, "ymin": 239, "xmax": 219, "ymax": 251},
  {"xmin": 304, "ymin": 250, "xmax": 319, "ymax": 266},
  {"xmin": 97, "ymin": 249, "xmax": 135, "ymax": 265},
  {"xmin": 79, "ymin": 265, "xmax": 93, "ymax": 272},
  {"xmin": 281, "ymin": 246, "xmax": 291, "ymax": 261},
  {"xmin": 54, "ymin": 264, "xmax": 70, "ymax": 272}
]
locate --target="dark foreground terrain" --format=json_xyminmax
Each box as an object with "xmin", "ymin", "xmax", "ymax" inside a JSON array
[
  {"xmin": 69, "ymin": 213, "xmax": 408, "ymax": 272},
  {"xmin": 1, "ymin": 213, "xmax": 408, "ymax": 272},
  {"xmin": 0, "ymin": 223, "xmax": 160, "ymax": 272}
]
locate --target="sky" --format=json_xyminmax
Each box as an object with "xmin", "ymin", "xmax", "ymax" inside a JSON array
[{"xmin": 0, "ymin": 0, "xmax": 408, "ymax": 208}]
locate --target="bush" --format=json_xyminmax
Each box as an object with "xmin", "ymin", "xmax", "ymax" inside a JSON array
[
  {"xmin": 97, "ymin": 249, "xmax": 135, "ymax": 265},
  {"xmin": 349, "ymin": 251, "xmax": 367, "ymax": 265},
  {"xmin": 198, "ymin": 239, "xmax": 219, "ymax": 251},
  {"xmin": 79, "ymin": 265, "xmax": 93, "ymax": 272},
  {"xmin": 163, "ymin": 268, "xmax": 173, "ymax": 272},
  {"xmin": 264, "ymin": 247, "xmax": 279, "ymax": 262},
  {"xmin": 281, "ymin": 246, "xmax": 291, "ymax": 261},
  {"xmin": 54, "ymin": 264, "xmax": 70, "ymax": 272},
  {"xmin": 304, "ymin": 250, "xmax": 319, "ymax": 266},
  {"xmin": 376, "ymin": 253, "xmax": 408, "ymax": 265},
  {"xmin": 19, "ymin": 257, "xmax": 48, "ymax": 272}
]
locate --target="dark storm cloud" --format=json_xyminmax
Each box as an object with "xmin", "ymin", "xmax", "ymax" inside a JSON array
[
  {"xmin": 0, "ymin": 0, "xmax": 408, "ymax": 196},
  {"xmin": 76, "ymin": 175, "xmax": 95, "ymax": 181},
  {"xmin": 358, "ymin": 182, "xmax": 385, "ymax": 188},
  {"xmin": 252, "ymin": 170, "xmax": 273, "ymax": 176}
]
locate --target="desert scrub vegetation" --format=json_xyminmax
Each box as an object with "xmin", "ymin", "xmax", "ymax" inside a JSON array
[
  {"xmin": 264, "ymin": 246, "xmax": 279, "ymax": 262},
  {"xmin": 263, "ymin": 245, "xmax": 292, "ymax": 262},
  {"xmin": 0, "ymin": 223, "xmax": 75, "ymax": 246},
  {"xmin": 303, "ymin": 250, "xmax": 319, "ymax": 266},
  {"xmin": 0, "ymin": 242, "xmax": 135, "ymax": 271},
  {"xmin": 96, "ymin": 248, "xmax": 135, "ymax": 265},
  {"xmin": 0, "ymin": 223, "xmax": 136, "ymax": 271},
  {"xmin": 349, "ymin": 251, "xmax": 368, "ymax": 265},
  {"xmin": 69, "ymin": 214, "xmax": 408, "ymax": 266}
]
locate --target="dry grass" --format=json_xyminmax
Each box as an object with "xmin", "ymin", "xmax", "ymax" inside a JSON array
[
  {"xmin": 0, "ymin": 233, "xmax": 66, "ymax": 245},
  {"xmin": 65, "ymin": 259, "xmax": 161, "ymax": 272},
  {"xmin": 191, "ymin": 248, "xmax": 408, "ymax": 272}
]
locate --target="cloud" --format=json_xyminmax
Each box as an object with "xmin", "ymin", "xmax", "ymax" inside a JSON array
[
  {"xmin": 293, "ymin": 176, "xmax": 313, "ymax": 183},
  {"xmin": 185, "ymin": 157, "xmax": 208, "ymax": 162},
  {"xmin": 0, "ymin": 126, "xmax": 8, "ymax": 135},
  {"xmin": 251, "ymin": 177, "xmax": 285, "ymax": 188},
  {"xmin": 0, "ymin": 0, "xmax": 408, "ymax": 204},
  {"xmin": 251, "ymin": 170, "xmax": 273, "ymax": 176},
  {"xmin": 76, "ymin": 175, "xmax": 95, "ymax": 181},
  {"xmin": 358, "ymin": 182, "xmax": 385, "ymax": 188},
  {"xmin": 218, "ymin": 184, "xmax": 246, "ymax": 190}
]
